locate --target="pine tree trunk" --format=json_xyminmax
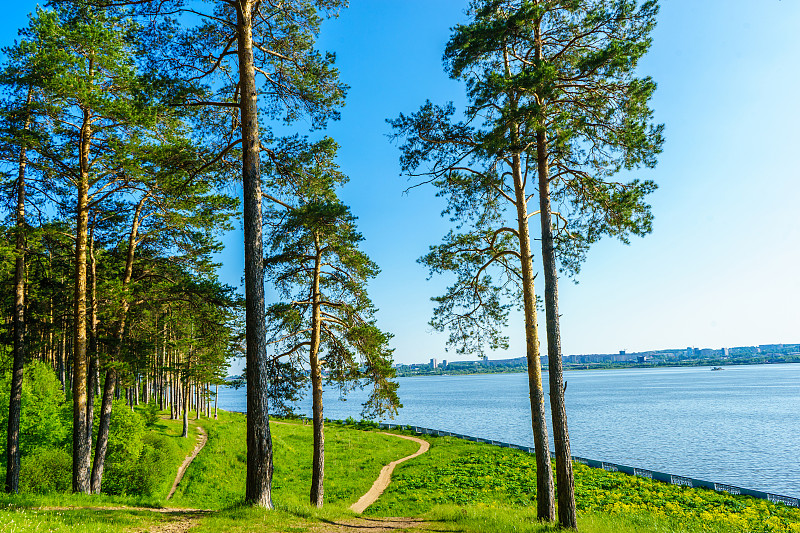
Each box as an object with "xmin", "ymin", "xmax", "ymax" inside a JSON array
[
  {"xmin": 6, "ymin": 95, "xmax": 31, "ymax": 493},
  {"xmin": 309, "ymin": 245, "xmax": 324, "ymax": 507},
  {"xmin": 195, "ymin": 380, "xmax": 200, "ymax": 420},
  {"xmin": 90, "ymin": 368, "xmax": 116, "ymax": 493},
  {"xmin": 512, "ymin": 152, "xmax": 556, "ymax": 521},
  {"xmin": 537, "ymin": 130, "xmax": 577, "ymax": 529},
  {"xmin": 72, "ymin": 107, "xmax": 92, "ymax": 494},
  {"xmin": 182, "ymin": 379, "xmax": 189, "ymax": 438},
  {"xmin": 89, "ymin": 196, "xmax": 145, "ymax": 491},
  {"xmin": 214, "ymin": 384, "xmax": 218, "ymax": 419},
  {"xmin": 237, "ymin": 0, "xmax": 274, "ymax": 509},
  {"xmin": 86, "ymin": 221, "xmax": 98, "ymax": 447}
]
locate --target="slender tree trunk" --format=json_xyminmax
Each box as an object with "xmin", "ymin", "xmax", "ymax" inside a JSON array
[
  {"xmin": 58, "ymin": 324, "xmax": 66, "ymax": 393},
  {"xmin": 214, "ymin": 384, "xmax": 218, "ymax": 419},
  {"xmin": 86, "ymin": 219, "xmax": 98, "ymax": 447},
  {"xmin": 6, "ymin": 92, "xmax": 32, "ymax": 493},
  {"xmin": 503, "ymin": 40, "xmax": 555, "ymax": 519},
  {"xmin": 90, "ymin": 195, "xmax": 146, "ymax": 490},
  {"xmin": 529, "ymin": 13, "xmax": 577, "ymax": 526},
  {"xmin": 237, "ymin": 0, "xmax": 274, "ymax": 509},
  {"xmin": 160, "ymin": 322, "xmax": 166, "ymax": 411},
  {"xmin": 181, "ymin": 378, "xmax": 189, "ymax": 438},
  {"xmin": 90, "ymin": 368, "xmax": 116, "ymax": 493},
  {"xmin": 537, "ymin": 129, "xmax": 577, "ymax": 529},
  {"xmin": 72, "ymin": 106, "xmax": 92, "ymax": 494},
  {"xmin": 512, "ymin": 151, "xmax": 555, "ymax": 521},
  {"xmin": 309, "ymin": 245, "xmax": 325, "ymax": 507}
]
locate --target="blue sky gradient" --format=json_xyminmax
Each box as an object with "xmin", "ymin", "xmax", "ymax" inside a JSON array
[{"xmin": 4, "ymin": 1, "xmax": 799, "ymax": 365}]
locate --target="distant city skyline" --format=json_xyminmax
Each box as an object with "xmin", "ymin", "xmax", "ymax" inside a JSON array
[
  {"xmin": 3, "ymin": 1, "xmax": 799, "ymax": 371},
  {"xmin": 398, "ymin": 342, "xmax": 800, "ymax": 369}
]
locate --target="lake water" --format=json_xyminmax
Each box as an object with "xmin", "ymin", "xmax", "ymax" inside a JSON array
[{"xmin": 217, "ymin": 363, "xmax": 800, "ymax": 497}]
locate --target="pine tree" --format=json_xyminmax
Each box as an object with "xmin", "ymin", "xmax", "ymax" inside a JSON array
[
  {"xmin": 392, "ymin": 1, "xmax": 663, "ymax": 527},
  {"xmin": 263, "ymin": 136, "xmax": 399, "ymax": 507}
]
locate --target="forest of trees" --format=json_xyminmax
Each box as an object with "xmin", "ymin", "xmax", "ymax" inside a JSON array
[{"xmin": 0, "ymin": 0, "xmax": 661, "ymax": 530}]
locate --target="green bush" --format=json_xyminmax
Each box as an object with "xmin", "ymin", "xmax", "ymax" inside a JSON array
[
  {"xmin": 102, "ymin": 404, "xmax": 184, "ymax": 496},
  {"xmin": 142, "ymin": 400, "xmax": 160, "ymax": 427},
  {"xmin": 0, "ymin": 361, "xmax": 69, "ymax": 460},
  {"xmin": 19, "ymin": 447, "xmax": 71, "ymax": 493},
  {"xmin": 128, "ymin": 433, "xmax": 182, "ymax": 496},
  {"xmin": 102, "ymin": 401, "xmax": 146, "ymax": 495}
]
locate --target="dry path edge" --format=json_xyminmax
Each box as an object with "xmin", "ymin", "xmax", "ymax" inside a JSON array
[
  {"xmin": 167, "ymin": 425, "xmax": 208, "ymax": 500},
  {"xmin": 349, "ymin": 432, "xmax": 430, "ymax": 514}
]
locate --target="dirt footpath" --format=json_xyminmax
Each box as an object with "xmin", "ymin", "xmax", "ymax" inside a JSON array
[{"xmin": 350, "ymin": 433, "xmax": 430, "ymax": 514}]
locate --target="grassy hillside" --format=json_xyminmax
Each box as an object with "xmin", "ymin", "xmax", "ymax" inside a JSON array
[{"xmin": 1, "ymin": 411, "xmax": 798, "ymax": 532}]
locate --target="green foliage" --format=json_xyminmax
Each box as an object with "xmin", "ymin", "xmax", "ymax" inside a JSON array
[
  {"xmin": 368, "ymin": 436, "xmax": 800, "ymax": 532},
  {"xmin": 107, "ymin": 400, "xmax": 146, "ymax": 463},
  {"xmin": 19, "ymin": 447, "xmax": 72, "ymax": 494},
  {"xmin": 390, "ymin": 0, "xmax": 664, "ymax": 356},
  {"xmin": 0, "ymin": 361, "xmax": 70, "ymax": 461},
  {"xmin": 142, "ymin": 399, "xmax": 160, "ymax": 427},
  {"xmin": 263, "ymin": 136, "xmax": 399, "ymax": 419},
  {"xmin": 102, "ymin": 400, "xmax": 174, "ymax": 496}
]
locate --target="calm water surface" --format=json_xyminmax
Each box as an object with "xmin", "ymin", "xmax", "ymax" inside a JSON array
[{"xmin": 218, "ymin": 363, "xmax": 800, "ymax": 497}]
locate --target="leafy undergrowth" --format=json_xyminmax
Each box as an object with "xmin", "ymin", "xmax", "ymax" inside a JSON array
[
  {"xmin": 170, "ymin": 412, "xmax": 419, "ymax": 511},
  {"xmin": 0, "ymin": 411, "xmax": 203, "ymax": 532},
  {"xmin": 368, "ymin": 434, "xmax": 800, "ymax": 533},
  {"xmin": 4, "ymin": 412, "xmax": 800, "ymax": 533}
]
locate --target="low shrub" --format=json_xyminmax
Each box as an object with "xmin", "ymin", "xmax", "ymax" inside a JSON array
[
  {"xmin": 142, "ymin": 400, "xmax": 160, "ymax": 427},
  {"xmin": 19, "ymin": 447, "xmax": 71, "ymax": 493}
]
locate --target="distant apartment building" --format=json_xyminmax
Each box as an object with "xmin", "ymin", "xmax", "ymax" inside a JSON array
[{"xmin": 430, "ymin": 358, "xmax": 437, "ymax": 369}]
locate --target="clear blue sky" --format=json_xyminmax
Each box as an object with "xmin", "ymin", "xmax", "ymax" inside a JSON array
[{"xmin": 4, "ymin": 1, "xmax": 799, "ymax": 366}]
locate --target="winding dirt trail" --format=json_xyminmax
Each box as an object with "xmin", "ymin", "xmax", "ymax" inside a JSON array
[
  {"xmin": 166, "ymin": 425, "xmax": 207, "ymax": 500},
  {"xmin": 350, "ymin": 433, "xmax": 430, "ymax": 514}
]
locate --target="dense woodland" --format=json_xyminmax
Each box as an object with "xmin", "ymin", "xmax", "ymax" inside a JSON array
[{"xmin": 0, "ymin": 1, "xmax": 662, "ymax": 531}]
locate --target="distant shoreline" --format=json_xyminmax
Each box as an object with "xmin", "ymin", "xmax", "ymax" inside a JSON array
[{"xmin": 394, "ymin": 358, "xmax": 800, "ymax": 378}]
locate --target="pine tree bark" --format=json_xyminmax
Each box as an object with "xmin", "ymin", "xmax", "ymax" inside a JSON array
[
  {"xmin": 90, "ymin": 368, "xmax": 115, "ymax": 493},
  {"xmin": 87, "ymin": 220, "xmax": 98, "ymax": 446},
  {"xmin": 181, "ymin": 376, "xmax": 189, "ymax": 438},
  {"xmin": 512, "ymin": 152, "xmax": 556, "ymax": 521},
  {"xmin": 5, "ymin": 92, "xmax": 32, "ymax": 493},
  {"xmin": 72, "ymin": 106, "xmax": 92, "ymax": 494},
  {"xmin": 237, "ymin": 0, "xmax": 274, "ymax": 509},
  {"xmin": 89, "ymin": 195, "xmax": 145, "ymax": 490},
  {"xmin": 500, "ymin": 39, "xmax": 556, "ymax": 519},
  {"xmin": 537, "ymin": 129, "xmax": 578, "ymax": 529},
  {"xmin": 309, "ymin": 243, "xmax": 325, "ymax": 507}
]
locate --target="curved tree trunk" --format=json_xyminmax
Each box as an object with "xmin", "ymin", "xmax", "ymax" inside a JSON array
[
  {"xmin": 237, "ymin": 0, "xmax": 274, "ymax": 509},
  {"xmin": 309, "ymin": 244, "xmax": 324, "ymax": 507},
  {"xmin": 87, "ymin": 219, "xmax": 98, "ymax": 447},
  {"xmin": 90, "ymin": 368, "xmax": 116, "ymax": 493},
  {"xmin": 537, "ymin": 130, "xmax": 578, "ymax": 529},
  {"xmin": 89, "ymin": 195, "xmax": 146, "ymax": 490},
  {"xmin": 6, "ymin": 92, "xmax": 32, "ymax": 493}
]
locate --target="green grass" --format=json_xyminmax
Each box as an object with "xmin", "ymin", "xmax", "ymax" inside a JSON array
[
  {"xmin": 170, "ymin": 412, "xmax": 419, "ymax": 511},
  {"xmin": 366, "ymin": 432, "xmax": 800, "ymax": 533},
  {"xmin": 4, "ymin": 412, "xmax": 800, "ymax": 533},
  {"xmin": 0, "ymin": 502, "xmax": 164, "ymax": 532}
]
